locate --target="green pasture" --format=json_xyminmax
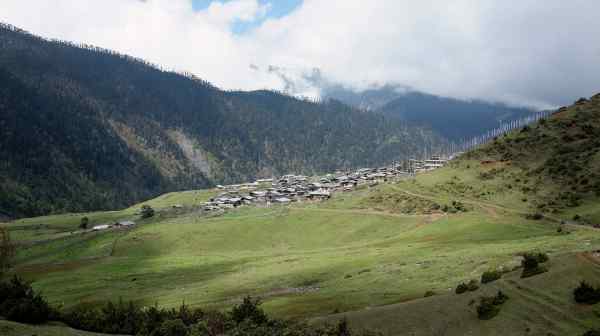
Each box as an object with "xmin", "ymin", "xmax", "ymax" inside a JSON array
[{"xmin": 9, "ymin": 190, "xmax": 599, "ymax": 320}]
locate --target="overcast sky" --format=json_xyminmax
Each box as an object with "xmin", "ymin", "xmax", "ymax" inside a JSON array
[{"xmin": 2, "ymin": 0, "xmax": 599, "ymax": 109}]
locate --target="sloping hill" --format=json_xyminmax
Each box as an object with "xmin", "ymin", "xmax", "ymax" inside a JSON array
[
  {"xmin": 461, "ymin": 94, "xmax": 600, "ymax": 221},
  {"xmin": 318, "ymin": 252, "xmax": 600, "ymax": 336},
  {"xmin": 307, "ymin": 93, "xmax": 600, "ymax": 334},
  {"xmin": 359, "ymin": 93, "xmax": 600, "ymax": 225},
  {"xmin": 0, "ymin": 23, "xmax": 442, "ymax": 218},
  {"xmin": 4, "ymin": 94, "xmax": 600, "ymax": 335}
]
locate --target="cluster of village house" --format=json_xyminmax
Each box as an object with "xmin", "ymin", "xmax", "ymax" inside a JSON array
[
  {"xmin": 408, "ymin": 155, "xmax": 451, "ymax": 173},
  {"xmin": 89, "ymin": 156, "xmax": 451, "ymax": 230},
  {"xmin": 202, "ymin": 155, "xmax": 449, "ymax": 212}
]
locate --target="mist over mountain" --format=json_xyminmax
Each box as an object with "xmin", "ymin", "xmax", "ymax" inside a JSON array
[{"xmin": 264, "ymin": 66, "xmax": 539, "ymax": 142}]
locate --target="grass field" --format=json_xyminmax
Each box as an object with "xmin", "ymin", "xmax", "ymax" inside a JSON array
[
  {"xmin": 317, "ymin": 252, "xmax": 600, "ymax": 336},
  {"xmin": 4, "ymin": 146, "xmax": 600, "ymax": 334},
  {"xmin": 0, "ymin": 319, "xmax": 115, "ymax": 336},
  {"xmin": 2, "ymin": 189, "xmax": 216, "ymax": 244}
]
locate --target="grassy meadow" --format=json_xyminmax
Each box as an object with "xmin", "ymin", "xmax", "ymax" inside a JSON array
[
  {"xmin": 3, "ymin": 142, "xmax": 600, "ymax": 335},
  {"xmin": 0, "ymin": 319, "xmax": 114, "ymax": 336}
]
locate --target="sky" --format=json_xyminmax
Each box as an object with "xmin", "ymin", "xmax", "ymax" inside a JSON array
[{"xmin": 2, "ymin": 0, "xmax": 600, "ymax": 109}]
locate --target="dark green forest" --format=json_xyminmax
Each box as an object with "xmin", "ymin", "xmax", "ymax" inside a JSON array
[
  {"xmin": 375, "ymin": 91, "xmax": 535, "ymax": 140},
  {"xmin": 322, "ymin": 85, "xmax": 536, "ymax": 141},
  {"xmin": 0, "ymin": 23, "xmax": 443, "ymax": 218}
]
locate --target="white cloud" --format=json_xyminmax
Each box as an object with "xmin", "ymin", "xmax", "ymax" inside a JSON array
[
  {"xmin": 202, "ymin": 0, "xmax": 270, "ymax": 27},
  {"xmin": 1, "ymin": 0, "xmax": 599, "ymax": 108}
]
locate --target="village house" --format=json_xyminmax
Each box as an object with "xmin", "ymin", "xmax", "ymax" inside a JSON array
[
  {"xmin": 116, "ymin": 220, "xmax": 135, "ymax": 227},
  {"xmin": 274, "ymin": 197, "xmax": 292, "ymax": 204}
]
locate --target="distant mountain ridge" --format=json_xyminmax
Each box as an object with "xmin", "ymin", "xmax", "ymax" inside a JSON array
[
  {"xmin": 0, "ymin": 23, "xmax": 443, "ymax": 218},
  {"xmin": 323, "ymin": 85, "xmax": 538, "ymax": 141}
]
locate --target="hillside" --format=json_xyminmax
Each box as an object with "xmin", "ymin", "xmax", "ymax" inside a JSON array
[
  {"xmin": 3, "ymin": 94, "xmax": 600, "ymax": 336},
  {"xmin": 0, "ymin": 23, "xmax": 442, "ymax": 218},
  {"xmin": 461, "ymin": 94, "xmax": 600, "ymax": 220},
  {"xmin": 318, "ymin": 252, "xmax": 600, "ymax": 335}
]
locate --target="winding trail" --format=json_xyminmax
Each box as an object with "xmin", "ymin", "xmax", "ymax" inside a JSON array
[{"xmin": 388, "ymin": 185, "xmax": 598, "ymax": 230}]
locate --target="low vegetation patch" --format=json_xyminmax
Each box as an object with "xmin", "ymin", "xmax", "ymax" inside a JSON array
[
  {"xmin": 574, "ymin": 281, "xmax": 600, "ymax": 305},
  {"xmin": 141, "ymin": 204, "xmax": 155, "ymax": 219},
  {"xmin": 476, "ymin": 291, "xmax": 509, "ymax": 320},
  {"xmin": 64, "ymin": 296, "xmax": 381, "ymax": 336},
  {"xmin": 481, "ymin": 269, "xmax": 502, "ymax": 284},
  {"xmin": 364, "ymin": 192, "xmax": 441, "ymax": 214},
  {"xmin": 0, "ymin": 276, "xmax": 56, "ymax": 324},
  {"xmin": 525, "ymin": 213, "xmax": 544, "ymax": 220},
  {"xmin": 79, "ymin": 217, "xmax": 89, "ymax": 229},
  {"xmin": 0, "ymin": 277, "xmax": 378, "ymax": 336},
  {"xmin": 442, "ymin": 201, "xmax": 468, "ymax": 214},
  {"xmin": 456, "ymin": 279, "xmax": 479, "ymax": 294},
  {"xmin": 521, "ymin": 252, "xmax": 549, "ymax": 278}
]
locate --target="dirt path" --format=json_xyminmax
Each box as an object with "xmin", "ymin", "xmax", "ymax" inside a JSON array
[
  {"xmin": 389, "ymin": 186, "xmax": 598, "ymax": 230},
  {"xmin": 577, "ymin": 251, "xmax": 600, "ymax": 266}
]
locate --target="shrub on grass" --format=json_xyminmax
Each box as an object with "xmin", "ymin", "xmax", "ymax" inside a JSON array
[
  {"xmin": 158, "ymin": 319, "xmax": 189, "ymax": 336},
  {"xmin": 583, "ymin": 330, "xmax": 600, "ymax": 336},
  {"xmin": 0, "ymin": 276, "xmax": 54, "ymax": 324},
  {"xmin": 492, "ymin": 291, "xmax": 509, "ymax": 305},
  {"xmin": 521, "ymin": 265, "xmax": 548, "ymax": 278},
  {"xmin": 455, "ymin": 283, "xmax": 469, "ymax": 294},
  {"xmin": 336, "ymin": 317, "xmax": 351, "ymax": 336},
  {"xmin": 525, "ymin": 213, "xmax": 544, "ymax": 220},
  {"xmin": 0, "ymin": 280, "xmax": 380, "ymax": 336},
  {"xmin": 80, "ymin": 217, "xmax": 89, "ymax": 229},
  {"xmin": 230, "ymin": 296, "xmax": 268, "ymax": 325},
  {"xmin": 188, "ymin": 321, "xmax": 210, "ymax": 336},
  {"xmin": 63, "ymin": 305, "xmax": 103, "ymax": 332},
  {"xmin": 574, "ymin": 281, "xmax": 600, "ymax": 304},
  {"xmin": 476, "ymin": 297, "xmax": 500, "ymax": 320},
  {"xmin": 141, "ymin": 204, "xmax": 155, "ymax": 219},
  {"xmin": 481, "ymin": 270, "xmax": 502, "ymax": 284},
  {"xmin": 476, "ymin": 291, "xmax": 509, "ymax": 320},
  {"xmin": 520, "ymin": 252, "xmax": 549, "ymax": 278},
  {"xmin": 456, "ymin": 280, "xmax": 479, "ymax": 294},
  {"xmin": 424, "ymin": 291, "xmax": 436, "ymax": 297},
  {"xmin": 452, "ymin": 201, "xmax": 468, "ymax": 212},
  {"xmin": 467, "ymin": 279, "xmax": 480, "ymax": 291}
]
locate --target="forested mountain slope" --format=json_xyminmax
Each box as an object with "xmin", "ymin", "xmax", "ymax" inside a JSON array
[
  {"xmin": 323, "ymin": 85, "xmax": 537, "ymax": 141},
  {"xmin": 0, "ymin": 23, "xmax": 442, "ymax": 218},
  {"xmin": 376, "ymin": 91, "xmax": 536, "ymax": 141}
]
